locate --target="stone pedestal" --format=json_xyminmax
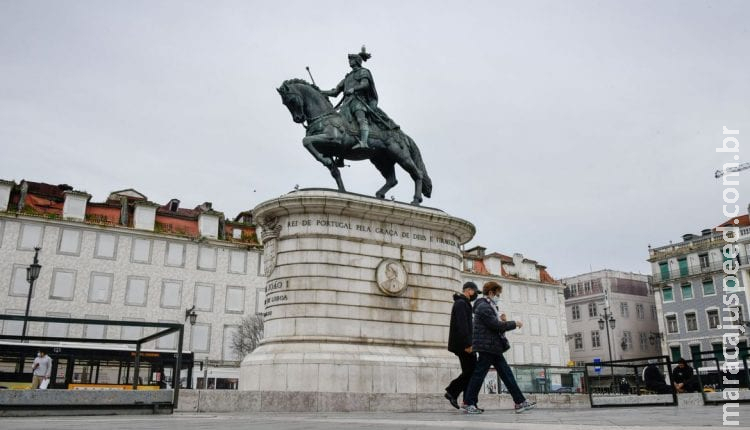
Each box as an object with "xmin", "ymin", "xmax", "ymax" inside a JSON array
[{"xmin": 240, "ymin": 190, "xmax": 475, "ymax": 394}]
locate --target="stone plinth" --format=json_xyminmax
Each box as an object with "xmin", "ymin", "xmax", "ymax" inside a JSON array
[{"xmin": 240, "ymin": 190, "xmax": 475, "ymax": 393}]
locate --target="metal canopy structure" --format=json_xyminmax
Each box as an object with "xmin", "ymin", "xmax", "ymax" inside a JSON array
[{"xmin": 0, "ymin": 314, "xmax": 186, "ymax": 408}]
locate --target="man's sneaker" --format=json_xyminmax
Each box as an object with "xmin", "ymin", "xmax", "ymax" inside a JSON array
[
  {"xmin": 444, "ymin": 392, "xmax": 459, "ymax": 409},
  {"xmin": 514, "ymin": 400, "xmax": 537, "ymax": 414},
  {"xmin": 464, "ymin": 405, "xmax": 483, "ymax": 414}
]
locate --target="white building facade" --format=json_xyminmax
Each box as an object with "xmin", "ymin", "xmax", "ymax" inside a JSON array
[
  {"xmin": 561, "ymin": 270, "xmax": 659, "ymax": 370},
  {"xmin": 0, "ymin": 180, "xmax": 265, "ymax": 389}
]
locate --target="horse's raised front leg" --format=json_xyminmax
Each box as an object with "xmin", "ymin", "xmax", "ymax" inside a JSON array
[{"xmin": 302, "ymin": 134, "xmax": 334, "ymax": 167}]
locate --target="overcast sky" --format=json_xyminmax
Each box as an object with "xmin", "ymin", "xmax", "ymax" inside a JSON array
[{"xmin": 1, "ymin": 1, "xmax": 748, "ymax": 278}]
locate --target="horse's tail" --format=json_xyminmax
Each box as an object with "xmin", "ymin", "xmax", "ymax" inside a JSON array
[{"xmin": 405, "ymin": 135, "xmax": 432, "ymax": 198}]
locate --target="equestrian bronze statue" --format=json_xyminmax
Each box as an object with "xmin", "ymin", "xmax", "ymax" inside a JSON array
[{"xmin": 277, "ymin": 47, "xmax": 432, "ymax": 205}]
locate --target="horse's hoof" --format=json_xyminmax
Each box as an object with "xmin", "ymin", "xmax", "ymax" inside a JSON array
[
  {"xmin": 411, "ymin": 199, "xmax": 422, "ymax": 206},
  {"xmin": 375, "ymin": 193, "xmax": 385, "ymax": 199}
]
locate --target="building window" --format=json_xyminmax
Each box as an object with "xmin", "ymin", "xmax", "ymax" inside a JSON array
[
  {"xmin": 622, "ymin": 331, "xmax": 632, "ymax": 351},
  {"xmin": 45, "ymin": 312, "xmax": 70, "ymax": 338},
  {"xmin": 527, "ymin": 286, "xmax": 538, "ymax": 303},
  {"xmin": 636, "ymin": 303, "xmax": 645, "ymax": 320},
  {"xmin": 699, "ymin": 253, "xmax": 710, "ymax": 269},
  {"xmin": 9, "ymin": 265, "xmax": 31, "ymax": 297},
  {"xmin": 510, "ymin": 285, "xmax": 522, "ymax": 302},
  {"xmin": 685, "ymin": 312, "xmax": 698, "ymax": 331},
  {"xmin": 690, "ymin": 344, "xmax": 702, "ymax": 368},
  {"xmin": 531, "ymin": 344, "xmax": 543, "ymax": 363},
  {"xmin": 225, "ymin": 286, "xmax": 245, "ymax": 314},
  {"xmin": 574, "ymin": 333, "xmax": 583, "ymax": 350},
  {"xmin": 588, "ymin": 303, "xmax": 598, "ymax": 317},
  {"xmin": 545, "ymin": 288, "xmax": 555, "ymax": 304},
  {"xmin": 547, "ymin": 318, "xmax": 559, "ymax": 336},
  {"xmin": 529, "ymin": 316, "xmax": 541, "ymax": 336},
  {"xmin": 232, "ymin": 228, "xmax": 242, "ymax": 239},
  {"xmin": 17, "ymin": 223, "xmax": 43, "ymax": 250},
  {"xmin": 702, "ymin": 279, "xmax": 716, "ymax": 296},
  {"xmin": 513, "ymin": 343, "xmax": 525, "ymax": 363},
  {"xmin": 94, "ymin": 233, "xmax": 118, "ymax": 259},
  {"xmin": 131, "ymin": 238, "xmax": 152, "ymax": 264},
  {"xmin": 583, "ymin": 281, "xmax": 591, "ymax": 294},
  {"xmin": 571, "ymin": 305, "xmax": 580, "ymax": 320},
  {"xmin": 49, "ymin": 269, "xmax": 76, "ymax": 300},
  {"xmin": 707, "ymin": 309, "xmax": 720, "ymax": 329},
  {"xmin": 677, "ymin": 258, "xmax": 688, "ymax": 276},
  {"xmin": 620, "ymin": 302, "xmax": 629, "ymax": 318},
  {"xmin": 223, "ymin": 325, "xmax": 240, "ymax": 361},
  {"xmin": 88, "ymin": 273, "xmax": 113, "ymax": 303},
  {"xmin": 670, "ymin": 346, "xmax": 682, "ymax": 361},
  {"xmin": 197, "ymin": 246, "xmax": 217, "ymax": 271},
  {"xmin": 165, "ymin": 242, "xmax": 185, "ymax": 267},
  {"xmin": 658, "ymin": 261, "xmax": 669, "ymax": 280},
  {"xmin": 229, "ymin": 250, "xmax": 247, "ymax": 274},
  {"xmin": 662, "ymin": 287, "xmax": 674, "ymax": 302},
  {"xmin": 125, "ymin": 276, "xmax": 148, "ymax": 306},
  {"xmin": 666, "ymin": 315, "xmax": 678, "ymax": 334},
  {"xmin": 84, "ymin": 314, "xmax": 107, "ymax": 339},
  {"xmin": 191, "ymin": 323, "xmax": 211, "ymax": 352},
  {"xmin": 549, "ymin": 345, "xmax": 561, "ymax": 366},
  {"xmin": 511, "ymin": 313, "xmax": 523, "ymax": 334},
  {"xmin": 681, "ymin": 283, "xmax": 693, "ymax": 300},
  {"xmin": 1, "ymin": 310, "xmax": 23, "ymax": 336},
  {"xmin": 156, "ymin": 319, "xmax": 177, "ymax": 349},
  {"xmin": 58, "ymin": 228, "xmax": 82, "ymax": 255},
  {"xmin": 160, "ymin": 280, "xmax": 183, "ymax": 308},
  {"xmin": 121, "ymin": 318, "xmax": 144, "ymax": 340},
  {"xmin": 194, "ymin": 283, "xmax": 214, "ymax": 312},
  {"xmin": 727, "ymin": 306, "xmax": 744, "ymax": 326},
  {"xmin": 591, "ymin": 331, "xmax": 601, "ymax": 348},
  {"xmin": 651, "ymin": 305, "xmax": 658, "ymax": 320},
  {"xmin": 639, "ymin": 332, "xmax": 648, "ymax": 351}
]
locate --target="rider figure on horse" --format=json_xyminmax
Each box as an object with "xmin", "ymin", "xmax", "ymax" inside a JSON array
[{"xmin": 322, "ymin": 46, "xmax": 398, "ymax": 150}]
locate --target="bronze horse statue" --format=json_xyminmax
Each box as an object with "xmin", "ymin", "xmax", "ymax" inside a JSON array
[{"xmin": 277, "ymin": 79, "xmax": 432, "ymax": 205}]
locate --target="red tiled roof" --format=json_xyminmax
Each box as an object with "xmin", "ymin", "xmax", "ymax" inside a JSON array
[
  {"xmin": 24, "ymin": 181, "xmax": 72, "ymax": 201},
  {"xmin": 717, "ymin": 214, "xmax": 750, "ymax": 228}
]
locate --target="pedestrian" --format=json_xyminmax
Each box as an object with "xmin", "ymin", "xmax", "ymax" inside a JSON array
[
  {"xmin": 30, "ymin": 349, "xmax": 52, "ymax": 389},
  {"xmin": 444, "ymin": 281, "xmax": 480, "ymax": 409},
  {"xmin": 463, "ymin": 281, "xmax": 536, "ymax": 414},
  {"xmin": 643, "ymin": 360, "xmax": 672, "ymax": 394},
  {"xmin": 672, "ymin": 358, "xmax": 700, "ymax": 393}
]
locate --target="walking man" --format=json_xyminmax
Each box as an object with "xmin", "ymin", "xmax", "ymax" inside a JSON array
[
  {"xmin": 30, "ymin": 349, "xmax": 52, "ymax": 389},
  {"xmin": 463, "ymin": 281, "xmax": 536, "ymax": 414},
  {"xmin": 445, "ymin": 281, "xmax": 480, "ymax": 409}
]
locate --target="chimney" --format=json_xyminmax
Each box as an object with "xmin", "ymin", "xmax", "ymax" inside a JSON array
[
  {"xmin": 62, "ymin": 190, "xmax": 91, "ymax": 221},
  {"xmin": 134, "ymin": 201, "xmax": 160, "ymax": 231},
  {"xmin": 0, "ymin": 180, "xmax": 14, "ymax": 212},
  {"xmin": 682, "ymin": 233, "xmax": 694, "ymax": 242},
  {"xmin": 119, "ymin": 196, "xmax": 129, "ymax": 226},
  {"xmin": 199, "ymin": 211, "xmax": 220, "ymax": 239}
]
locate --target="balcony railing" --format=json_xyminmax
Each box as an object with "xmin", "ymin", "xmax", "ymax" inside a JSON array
[{"xmin": 652, "ymin": 256, "xmax": 749, "ymax": 283}]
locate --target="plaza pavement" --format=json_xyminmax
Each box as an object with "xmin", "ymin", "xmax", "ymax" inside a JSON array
[{"xmin": 1, "ymin": 405, "xmax": 749, "ymax": 430}]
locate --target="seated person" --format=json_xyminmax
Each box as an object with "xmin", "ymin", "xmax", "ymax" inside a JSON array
[
  {"xmin": 672, "ymin": 358, "xmax": 700, "ymax": 393},
  {"xmin": 643, "ymin": 360, "xmax": 672, "ymax": 394}
]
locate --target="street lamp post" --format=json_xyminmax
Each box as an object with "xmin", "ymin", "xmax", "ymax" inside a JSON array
[
  {"xmin": 21, "ymin": 247, "xmax": 42, "ymax": 342},
  {"xmin": 598, "ymin": 306, "xmax": 616, "ymax": 388}
]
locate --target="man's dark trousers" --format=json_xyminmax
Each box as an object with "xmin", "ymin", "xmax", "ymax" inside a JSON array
[{"xmin": 445, "ymin": 350, "xmax": 477, "ymax": 400}]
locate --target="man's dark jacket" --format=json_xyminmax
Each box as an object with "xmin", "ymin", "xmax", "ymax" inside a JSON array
[
  {"xmin": 471, "ymin": 297, "xmax": 517, "ymax": 355},
  {"xmin": 448, "ymin": 293, "xmax": 473, "ymax": 354}
]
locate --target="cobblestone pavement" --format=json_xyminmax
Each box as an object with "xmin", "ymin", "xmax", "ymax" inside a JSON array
[{"xmin": 1, "ymin": 405, "xmax": 749, "ymax": 430}]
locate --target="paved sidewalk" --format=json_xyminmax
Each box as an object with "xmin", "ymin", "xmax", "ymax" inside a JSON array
[{"xmin": 1, "ymin": 405, "xmax": 748, "ymax": 430}]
